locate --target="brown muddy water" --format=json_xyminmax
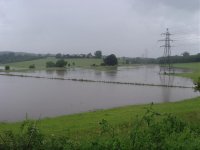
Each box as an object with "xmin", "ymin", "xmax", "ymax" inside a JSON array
[{"xmin": 0, "ymin": 65, "xmax": 199, "ymax": 121}]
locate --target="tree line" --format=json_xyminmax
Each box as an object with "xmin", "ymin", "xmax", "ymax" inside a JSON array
[
  {"xmin": 0, "ymin": 52, "xmax": 46, "ymax": 64},
  {"xmin": 55, "ymin": 50, "xmax": 102, "ymax": 59},
  {"xmin": 123, "ymin": 52, "xmax": 200, "ymax": 64}
]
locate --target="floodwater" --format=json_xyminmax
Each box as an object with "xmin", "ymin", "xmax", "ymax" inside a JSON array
[
  {"xmin": 0, "ymin": 65, "xmax": 199, "ymax": 121},
  {"xmin": 13, "ymin": 65, "xmax": 193, "ymax": 87}
]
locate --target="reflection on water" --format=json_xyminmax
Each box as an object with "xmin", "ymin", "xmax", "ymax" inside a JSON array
[
  {"xmin": 46, "ymin": 70, "xmax": 54, "ymax": 75},
  {"xmin": 104, "ymin": 69, "xmax": 117, "ymax": 80},
  {"xmin": 94, "ymin": 70, "xmax": 102, "ymax": 80},
  {"xmin": 159, "ymin": 74, "xmax": 175, "ymax": 86},
  {"xmin": 16, "ymin": 65, "xmax": 193, "ymax": 87},
  {"xmin": 159, "ymin": 75, "xmax": 175, "ymax": 102},
  {"xmin": 56, "ymin": 70, "xmax": 66, "ymax": 77}
]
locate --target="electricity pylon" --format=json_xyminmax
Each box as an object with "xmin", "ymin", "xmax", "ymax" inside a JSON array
[{"xmin": 159, "ymin": 28, "xmax": 174, "ymax": 74}]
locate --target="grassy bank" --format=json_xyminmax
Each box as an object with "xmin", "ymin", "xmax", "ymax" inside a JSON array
[
  {"xmin": 0, "ymin": 97, "xmax": 200, "ymax": 149},
  {"xmin": 1, "ymin": 57, "xmax": 129, "ymax": 71},
  {"xmin": 174, "ymin": 62, "xmax": 200, "ymax": 82},
  {"xmin": 0, "ymin": 96, "xmax": 200, "ymax": 138}
]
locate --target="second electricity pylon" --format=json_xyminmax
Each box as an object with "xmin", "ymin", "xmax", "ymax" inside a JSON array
[{"xmin": 159, "ymin": 28, "xmax": 174, "ymax": 74}]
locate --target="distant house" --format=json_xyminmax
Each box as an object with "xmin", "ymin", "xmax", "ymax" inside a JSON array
[{"xmin": 87, "ymin": 53, "xmax": 93, "ymax": 58}]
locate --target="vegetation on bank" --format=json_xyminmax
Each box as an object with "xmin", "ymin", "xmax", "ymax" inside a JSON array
[
  {"xmin": 123, "ymin": 53, "xmax": 200, "ymax": 64},
  {"xmin": 4, "ymin": 65, "xmax": 10, "ymax": 71},
  {"xmin": 103, "ymin": 54, "xmax": 118, "ymax": 66},
  {"xmin": 46, "ymin": 59, "xmax": 68, "ymax": 68}
]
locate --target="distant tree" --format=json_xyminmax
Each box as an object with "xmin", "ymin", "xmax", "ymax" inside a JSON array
[
  {"xmin": 29, "ymin": 64, "xmax": 35, "ymax": 69},
  {"xmin": 94, "ymin": 51, "xmax": 102, "ymax": 58},
  {"xmin": 46, "ymin": 61, "xmax": 56, "ymax": 68},
  {"xmin": 103, "ymin": 54, "xmax": 118, "ymax": 66},
  {"xmin": 125, "ymin": 59, "xmax": 130, "ymax": 64},
  {"xmin": 86, "ymin": 53, "xmax": 93, "ymax": 58},
  {"xmin": 5, "ymin": 65, "xmax": 10, "ymax": 70},
  {"xmin": 182, "ymin": 51, "xmax": 190, "ymax": 57},
  {"xmin": 55, "ymin": 53, "xmax": 62, "ymax": 58},
  {"xmin": 55, "ymin": 59, "xmax": 67, "ymax": 67},
  {"xmin": 0, "ymin": 52, "xmax": 45, "ymax": 64}
]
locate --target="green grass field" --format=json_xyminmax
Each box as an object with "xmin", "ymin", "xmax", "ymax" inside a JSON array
[
  {"xmin": 3, "ymin": 57, "xmax": 104, "ymax": 69},
  {"xmin": 174, "ymin": 62, "xmax": 200, "ymax": 82}
]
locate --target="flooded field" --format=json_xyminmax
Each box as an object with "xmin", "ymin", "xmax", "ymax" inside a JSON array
[{"xmin": 0, "ymin": 65, "xmax": 199, "ymax": 121}]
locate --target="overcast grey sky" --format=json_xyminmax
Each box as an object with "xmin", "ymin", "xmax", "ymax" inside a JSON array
[{"xmin": 0, "ymin": 0, "xmax": 199, "ymax": 57}]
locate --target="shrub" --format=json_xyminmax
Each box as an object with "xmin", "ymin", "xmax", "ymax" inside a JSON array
[
  {"xmin": 46, "ymin": 61, "xmax": 55, "ymax": 68},
  {"xmin": 29, "ymin": 64, "xmax": 35, "ymax": 69},
  {"xmin": 0, "ymin": 120, "xmax": 79, "ymax": 150},
  {"xmin": 5, "ymin": 65, "xmax": 10, "ymax": 71},
  {"xmin": 194, "ymin": 77, "xmax": 200, "ymax": 92},
  {"xmin": 130, "ymin": 106, "xmax": 200, "ymax": 150},
  {"xmin": 55, "ymin": 59, "xmax": 67, "ymax": 67}
]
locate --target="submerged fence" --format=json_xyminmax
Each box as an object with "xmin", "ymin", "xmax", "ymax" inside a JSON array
[{"xmin": 0, "ymin": 73, "xmax": 193, "ymax": 89}]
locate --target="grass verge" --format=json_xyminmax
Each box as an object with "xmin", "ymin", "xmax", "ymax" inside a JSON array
[
  {"xmin": 174, "ymin": 62, "xmax": 200, "ymax": 82},
  {"xmin": 0, "ymin": 96, "xmax": 200, "ymax": 138}
]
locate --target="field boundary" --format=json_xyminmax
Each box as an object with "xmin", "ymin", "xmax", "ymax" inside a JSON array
[{"xmin": 0, "ymin": 73, "xmax": 193, "ymax": 89}]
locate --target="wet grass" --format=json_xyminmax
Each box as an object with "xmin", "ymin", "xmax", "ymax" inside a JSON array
[{"xmin": 174, "ymin": 62, "xmax": 200, "ymax": 82}]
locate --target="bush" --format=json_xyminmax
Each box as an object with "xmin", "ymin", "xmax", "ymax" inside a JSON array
[
  {"xmin": 5, "ymin": 65, "xmax": 10, "ymax": 71},
  {"xmin": 129, "ymin": 106, "xmax": 200, "ymax": 150},
  {"xmin": 55, "ymin": 59, "xmax": 67, "ymax": 67},
  {"xmin": 46, "ymin": 60, "xmax": 68, "ymax": 68},
  {"xmin": 194, "ymin": 77, "xmax": 200, "ymax": 92},
  {"xmin": 100, "ymin": 63, "xmax": 106, "ymax": 66},
  {"xmin": 0, "ymin": 120, "xmax": 79, "ymax": 150},
  {"xmin": 29, "ymin": 64, "xmax": 35, "ymax": 69},
  {"xmin": 46, "ymin": 61, "xmax": 56, "ymax": 68}
]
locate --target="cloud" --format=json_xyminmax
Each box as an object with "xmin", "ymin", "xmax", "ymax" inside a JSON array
[{"xmin": 0, "ymin": 0, "xmax": 199, "ymax": 57}]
